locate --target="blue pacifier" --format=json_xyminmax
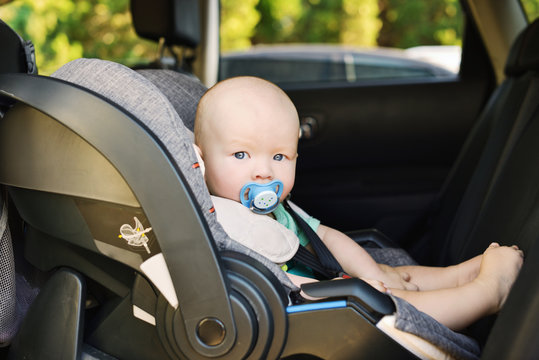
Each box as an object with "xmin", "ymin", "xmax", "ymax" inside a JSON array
[{"xmin": 240, "ymin": 180, "xmax": 284, "ymax": 214}]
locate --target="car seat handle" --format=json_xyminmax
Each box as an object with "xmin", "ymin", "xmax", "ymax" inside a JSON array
[
  {"xmin": 0, "ymin": 73, "xmax": 237, "ymax": 357},
  {"xmin": 301, "ymin": 278, "xmax": 395, "ymax": 322}
]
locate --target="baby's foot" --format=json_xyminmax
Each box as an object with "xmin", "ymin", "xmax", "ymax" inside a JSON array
[{"xmin": 475, "ymin": 243, "xmax": 524, "ymax": 314}]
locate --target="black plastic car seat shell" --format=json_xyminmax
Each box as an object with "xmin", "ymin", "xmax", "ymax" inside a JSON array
[
  {"xmin": 8, "ymin": 269, "xmax": 85, "ymax": 359},
  {"xmin": 0, "ymin": 73, "xmax": 239, "ymax": 357},
  {"xmin": 0, "ymin": 64, "xmax": 307, "ymax": 359},
  {"xmin": 0, "ymin": 18, "xmax": 38, "ymax": 350}
]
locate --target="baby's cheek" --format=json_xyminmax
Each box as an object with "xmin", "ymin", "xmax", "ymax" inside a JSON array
[
  {"xmin": 216, "ymin": 177, "xmax": 244, "ymax": 201},
  {"xmin": 205, "ymin": 168, "xmax": 227, "ymax": 196}
]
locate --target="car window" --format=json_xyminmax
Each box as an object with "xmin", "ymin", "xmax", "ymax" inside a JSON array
[
  {"xmin": 521, "ymin": 0, "xmax": 539, "ymax": 21},
  {"xmin": 219, "ymin": 0, "xmax": 463, "ymax": 87},
  {"xmin": 0, "ymin": 0, "xmax": 157, "ymax": 75}
]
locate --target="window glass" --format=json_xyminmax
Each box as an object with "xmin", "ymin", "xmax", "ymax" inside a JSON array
[
  {"xmin": 0, "ymin": 0, "xmax": 156, "ymax": 75},
  {"xmin": 521, "ymin": 0, "xmax": 539, "ymax": 22},
  {"xmin": 219, "ymin": 0, "xmax": 463, "ymax": 87}
]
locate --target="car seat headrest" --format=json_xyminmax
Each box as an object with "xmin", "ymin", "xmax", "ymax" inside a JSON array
[
  {"xmin": 505, "ymin": 18, "xmax": 539, "ymax": 76},
  {"xmin": 0, "ymin": 19, "xmax": 37, "ymax": 75},
  {"xmin": 0, "ymin": 20, "xmax": 37, "ymax": 74},
  {"xmin": 0, "ymin": 20, "xmax": 37, "ymax": 111},
  {"xmin": 130, "ymin": 0, "xmax": 200, "ymax": 48}
]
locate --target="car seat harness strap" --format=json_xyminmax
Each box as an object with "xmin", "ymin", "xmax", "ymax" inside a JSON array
[{"xmin": 283, "ymin": 200, "xmax": 346, "ymax": 280}]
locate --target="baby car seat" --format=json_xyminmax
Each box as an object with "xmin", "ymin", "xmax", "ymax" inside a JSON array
[{"xmin": 0, "ymin": 58, "xmax": 481, "ymax": 359}]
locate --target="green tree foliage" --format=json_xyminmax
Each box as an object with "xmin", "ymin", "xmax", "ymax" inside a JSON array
[
  {"xmin": 341, "ymin": 0, "xmax": 381, "ymax": 46},
  {"xmin": 252, "ymin": 0, "xmax": 380, "ymax": 46},
  {"xmin": 377, "ymin": 0, "xmax": 462, "ymax": 48},
  {"xmin": 522, "ymin": 0, "xmax": 539, "ymax": 21},
  {"xmin": 0, "ymin": 0, "xmax": 467, "ymax": 74},
  {"xmin": 0, "ymin": 0, "xmax": 156, "ymax": 75},
  {"xmin": 223, "ymin": 0, "xmax": 460, "ymax": 51},
  {"xmin": 220, "ymin": 0, "xmax": 260, "ymax": 51},
  {"xmin": 252, "ymin": 0, "xmax": 302, "ymax": 45}
]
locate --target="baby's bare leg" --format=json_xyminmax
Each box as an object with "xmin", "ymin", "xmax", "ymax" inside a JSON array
[
  {"xmin": 390, "ymin": 243, "xmax": 523, "ymax": 330},
  {"xmin": 394, "ymin": 253, "xmax": 482, "ymax": 291}
]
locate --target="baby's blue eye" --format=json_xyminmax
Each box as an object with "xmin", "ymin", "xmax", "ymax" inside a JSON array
[
  {"xmin": 234, "ymin": 152, "xmax": 247, "ymax": 159},
  {"xmin": 273, "ymin": 154, "xmax": 284, "ymax": 161}
]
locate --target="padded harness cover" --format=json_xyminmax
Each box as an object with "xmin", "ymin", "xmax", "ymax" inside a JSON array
[{"xmin": 212, "ymin": 196, "xmax": 299, "ymax": 264}]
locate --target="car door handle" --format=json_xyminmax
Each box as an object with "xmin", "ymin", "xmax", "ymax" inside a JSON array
[{"xmin": 300, "ymin": 116, "xmax": 318, "ymax": 139}]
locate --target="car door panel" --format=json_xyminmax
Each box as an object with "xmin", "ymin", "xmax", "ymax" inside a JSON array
[{"xmin": 288, "ymin": 77, "xmax": 491, "ymax": 243}]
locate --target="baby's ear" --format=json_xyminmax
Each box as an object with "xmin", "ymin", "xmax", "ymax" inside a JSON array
[{"xmin": 192, "ymin": 144, "xmax": 206, "ymax": 177}]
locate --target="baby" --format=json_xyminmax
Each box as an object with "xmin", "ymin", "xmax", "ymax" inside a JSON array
[{"xmin": 194, "ymin": 76, "xmax": 523, "ymax": 331}]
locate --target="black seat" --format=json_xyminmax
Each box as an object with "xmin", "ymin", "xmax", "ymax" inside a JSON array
[
  {"xmin": 130, "ymin": 0, "xmax": 200, "ymax": 73},
  {"xmin": 455, "ymin": 20, "xmax": 539, "ymax": 352},
  {"xmin": 442, "ymin": 18, "xmax": 539, "ymax": 265},
  {"xmin": 349, "ymin": 18, "xmax": 539, "ymax": 352},
  {"xmin": 398, "ymin": 18, "xmax": 539, "ymax": 350},
  {"xmin": 398, "ymin": 19, "xmax": 539, "ymax": 267}
]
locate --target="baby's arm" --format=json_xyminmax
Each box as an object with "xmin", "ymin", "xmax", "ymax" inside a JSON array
[
  {"xmin": 316, "ymin": 224, "xmax": 484, "ymax": 292},
  {"xmin": 316, "ymin": 225, "xmax": 417, "ymax": 290}
]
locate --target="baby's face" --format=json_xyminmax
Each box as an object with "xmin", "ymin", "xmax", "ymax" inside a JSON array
[{"xmin": 199, "ymin": 82, "xmax": 299, "ymax": 204}]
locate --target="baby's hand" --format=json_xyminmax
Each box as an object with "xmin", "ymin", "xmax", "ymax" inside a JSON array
[
  {"xmin": 360, "ymin": 278, "xmax": 392, "ymax": 294},
  {"xmin": 379, "ymin": 264, "xmax": 419, "ymax": 291}
]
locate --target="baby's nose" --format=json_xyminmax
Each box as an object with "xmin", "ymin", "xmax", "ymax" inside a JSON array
[{"xmin": 253, "ymin": 161, "xmax": 273, "ymax": 180}]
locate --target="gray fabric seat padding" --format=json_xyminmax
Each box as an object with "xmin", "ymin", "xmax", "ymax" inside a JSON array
[
  {"xmin": 0, "ymin": 194, "xmax": 37, "ymax": 346},
  {"xmin": 0, "ymin": 194, "xmax": 16, "ymax": 345},
  {"xmin": 366, "ymin": 247, "xmax": 418, "ymax": 267},
  {"xmin": 136, "ymin": 69, "xmax": 206, "ymax": 132}
]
